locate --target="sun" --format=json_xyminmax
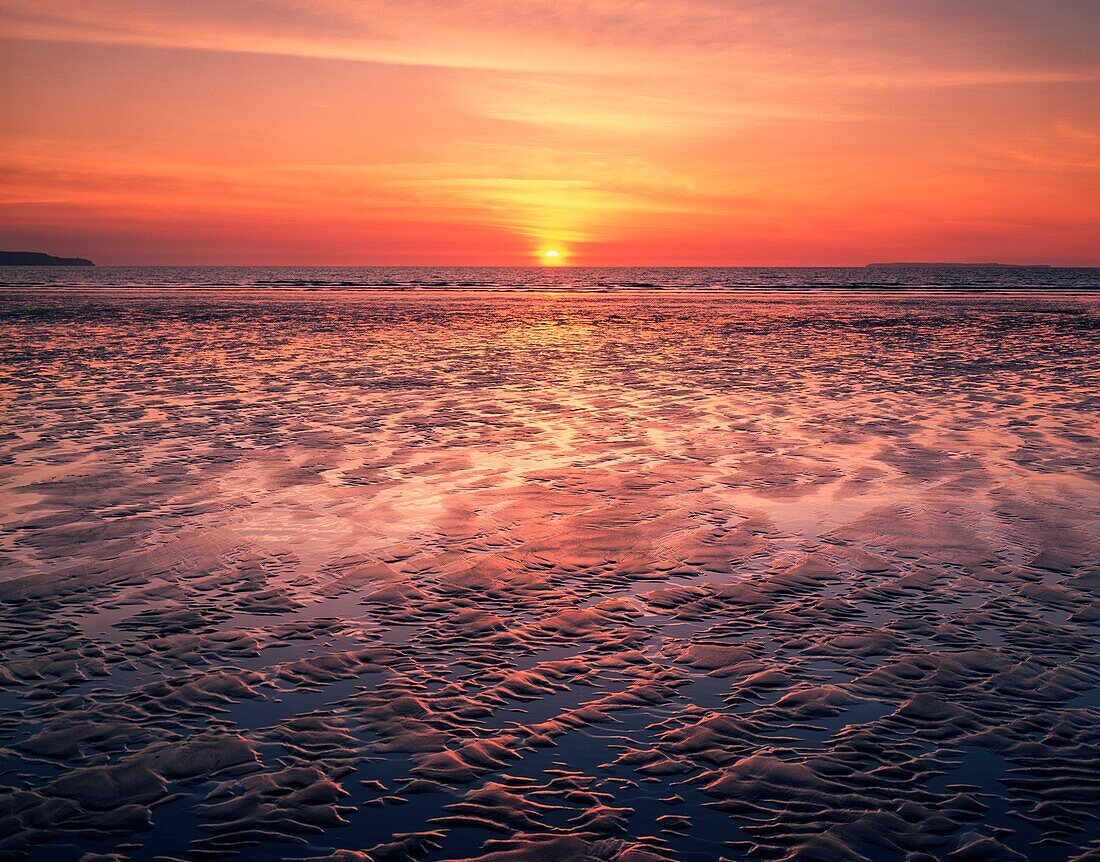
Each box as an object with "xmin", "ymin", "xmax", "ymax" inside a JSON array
[{"xmin": 541, "ymin": 248, "xmax": 565, "ymax": 265}]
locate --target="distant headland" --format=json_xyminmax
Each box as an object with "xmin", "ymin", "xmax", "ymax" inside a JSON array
[
  {"xmin": 866, "ymin": 262, "xmax": 1052, "ymax": 269},
  {"xmin": 0, "ymin": 251, "xmax": 95, "ymax": 266}
]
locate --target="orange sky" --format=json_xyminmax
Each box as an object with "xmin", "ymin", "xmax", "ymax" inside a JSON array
[{"xmin": 1, "ymin": 1, "xmax": 1098, "ymax": 265}]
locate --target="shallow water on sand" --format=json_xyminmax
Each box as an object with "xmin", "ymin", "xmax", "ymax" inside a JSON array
[{"xmin": 0, "ymin": 289, "xmax": 1098, "ymax": 862}]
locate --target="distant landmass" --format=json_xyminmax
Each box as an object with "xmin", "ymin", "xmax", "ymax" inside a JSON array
[
  {"xmin": 866, "ymin": 262, "xmax": 1052, "ymax": 269},
  {"xmin": 0, "ymin": 251, "xmax": 95, "ymax": 266}
]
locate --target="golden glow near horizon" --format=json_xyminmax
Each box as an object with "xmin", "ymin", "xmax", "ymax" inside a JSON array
[{"xmin": 0, "ymin": 1, "xmax": 1097, "ymax": 265}]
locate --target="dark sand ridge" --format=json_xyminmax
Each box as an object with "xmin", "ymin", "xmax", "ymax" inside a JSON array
[{"xmin": 0, "ymin": 290, "xmax": 1097, "ymax": 862}]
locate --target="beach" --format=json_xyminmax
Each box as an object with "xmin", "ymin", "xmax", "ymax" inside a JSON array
[{"xmin": 1, "ymin": 285, "xmax": 1098, "ymax": 862}]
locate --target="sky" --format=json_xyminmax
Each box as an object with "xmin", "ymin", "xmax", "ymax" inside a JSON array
[{"xmin": 1, "ymin": 0, "xmax": 1098, "ymax": 266}]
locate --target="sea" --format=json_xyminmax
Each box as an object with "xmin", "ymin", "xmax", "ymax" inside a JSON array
[{"xmin": 0, "ymin": 264, "xmax": 1097, "ymax": 292}]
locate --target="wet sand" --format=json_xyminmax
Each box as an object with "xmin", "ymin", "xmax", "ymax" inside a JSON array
[{"xmin": 0, "ymin": 289, "xmax": 1098, "ymax": 862}]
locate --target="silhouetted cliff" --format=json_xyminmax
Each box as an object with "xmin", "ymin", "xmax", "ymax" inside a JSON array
[
  {"xmin": 0, "ymin": 251, "xmax": 95, "ymax": 266},
  {"xmin": 866, "ymin": 262, "xmax": 1051, "ymax": 269}
]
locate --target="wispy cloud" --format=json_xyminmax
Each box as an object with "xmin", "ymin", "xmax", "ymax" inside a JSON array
[{"xmin": 1, "ymin": 1, "xmax": 1098, "ymax": 263}]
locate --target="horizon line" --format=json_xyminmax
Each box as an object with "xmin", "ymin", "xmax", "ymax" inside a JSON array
[{"xmin": 6, "ymin": 261, "xmax": 1097, "ymax": 269}]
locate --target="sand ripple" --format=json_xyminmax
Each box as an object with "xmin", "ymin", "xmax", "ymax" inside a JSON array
[{"xmin": 0, "ymin": 290, "xmax": 1097, "ymax": 861}]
